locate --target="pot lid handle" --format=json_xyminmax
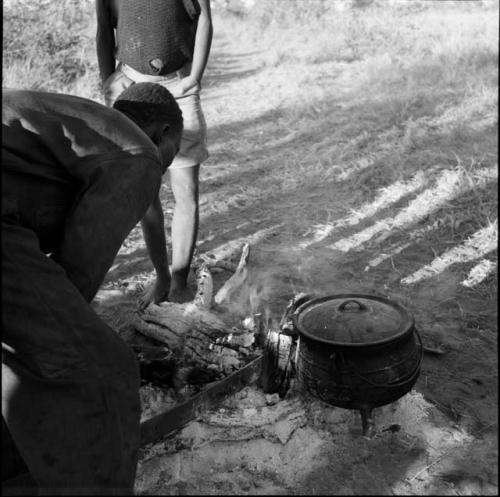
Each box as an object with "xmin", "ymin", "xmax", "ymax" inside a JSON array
[{"xmin": 338, "ymin": 299, "xmax": 367, "ymax": 312}]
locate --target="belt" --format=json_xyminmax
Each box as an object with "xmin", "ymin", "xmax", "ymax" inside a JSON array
[{"xmin": 120, "ymin": 62, "xmax": 190, "ymax": 83}]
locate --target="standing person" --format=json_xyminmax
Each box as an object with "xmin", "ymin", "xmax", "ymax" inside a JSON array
[
  {"xmin": 96, "ymin": 0, "xmax": 213, "ymax": 306},
  {"xmin": 2, "ymin": 84, "xmax": 182, "ymax": 495}
]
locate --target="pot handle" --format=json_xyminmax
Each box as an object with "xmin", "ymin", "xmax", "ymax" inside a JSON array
[
  {"xmin": 338, "ymin": 300, "xmax": 367, "ymax": 312},
  {"xmin": 280, "ymin": 293, "xmax": 316, "ymax": 336},
  {"xmin": 341, "ymin": 328, "xmax": 424, "ymax": 389}
]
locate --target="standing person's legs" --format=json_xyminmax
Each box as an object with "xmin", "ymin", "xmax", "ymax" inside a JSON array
[
  {"xmin": 165, "ymin": 80, "xmax": 208, "ymax": 302},
  {"xmin": 109, "ymin": 63, "xmax": 209, "ymax": 304},
  {"xmin": 168, "ymin": 165, "xmax": 199, "ymax": 302},
  {"xmin": 2, "ymin": 221, "xmax": 141, "ymax": 495}
]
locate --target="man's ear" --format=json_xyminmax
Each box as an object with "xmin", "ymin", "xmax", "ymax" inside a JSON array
[
  {"xmin": 160, "ymin": 123, "xmax": 171, "ymax": 140},
  {"xmin": 151, "ymin": 123, "xmax": 170, "ymax": 145}
]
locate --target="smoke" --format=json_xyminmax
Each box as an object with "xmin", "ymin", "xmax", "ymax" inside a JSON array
[
  {"xmin": 220, "ymin": 268, "xmax": 277, "ymax": 324},
  {"xmin": 222, "ymin": 243, "xmax": 359, "ymax": 326}
]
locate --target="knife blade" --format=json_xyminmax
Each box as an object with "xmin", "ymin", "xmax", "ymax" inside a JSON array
[{"xmin": 140, "ymin": 355, "xmax": 263, "ymax": 445}]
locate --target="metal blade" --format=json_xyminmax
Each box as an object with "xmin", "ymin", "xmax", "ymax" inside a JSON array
[{"xmin": 140, "ymin": 355, "xmax": 263, "ymax": 445}]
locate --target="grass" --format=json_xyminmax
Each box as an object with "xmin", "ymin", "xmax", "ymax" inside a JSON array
[
  {"xmin": 207, "ymin": 1, "xmax": 497, "ymax": 298},
  {"xmin": 3, "ymin": 0, "xmax": 497, "ymax": 290},
  {"xmin": 3, "ymin": 0, "xmax": 100, "ymax": 99}
]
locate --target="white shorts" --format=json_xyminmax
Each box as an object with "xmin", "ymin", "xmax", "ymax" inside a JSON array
[{"xmin": 104, "ymin": 62, "xmax": 209, "ymax": 169}]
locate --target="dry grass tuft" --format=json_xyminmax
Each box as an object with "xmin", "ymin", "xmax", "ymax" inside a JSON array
[{"xmin": 3, "ymin": 0, "xmax": 100, "ymax": 99}]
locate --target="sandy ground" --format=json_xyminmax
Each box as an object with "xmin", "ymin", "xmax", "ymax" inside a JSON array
[{"xmin": 94, "ymin": 22, "xmax": 498, "ymax": 496}]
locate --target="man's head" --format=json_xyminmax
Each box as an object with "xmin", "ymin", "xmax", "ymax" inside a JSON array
[{"xmin": 113, "ymin": 83, "xmax": 183, "ymax": 170}]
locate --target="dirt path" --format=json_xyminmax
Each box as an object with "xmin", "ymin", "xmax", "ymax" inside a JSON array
[{"xmin": 94, "ymin": 23, "xmax": 498, "ymax": 496}]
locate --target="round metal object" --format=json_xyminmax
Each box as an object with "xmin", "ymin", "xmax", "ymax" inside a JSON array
[
  {"xmin": 293, "ymin": 294, "xmax": 414, "ymax": 347},
  {"xmin": 292, "ymin": 294, "xmax": 423, "ymax": 436}
]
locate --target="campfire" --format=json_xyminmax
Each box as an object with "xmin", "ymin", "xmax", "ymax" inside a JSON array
[
  {"xmin": 131, "ymin": 243, "xmax": 268, "ymax": 431},
  {"xmin": 131, "ymin": 243, "xmax": 424, "ymax": 443}
]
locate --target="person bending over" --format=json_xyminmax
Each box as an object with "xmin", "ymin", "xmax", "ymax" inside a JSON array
[{"xmin": 2, "ymin": 83, "xmax": 181, "ymax": 495}]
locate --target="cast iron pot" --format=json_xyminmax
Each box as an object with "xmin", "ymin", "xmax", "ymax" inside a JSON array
[{"xmin": 292, "ymin": 294, "xmax": 423, "ymax": 436}]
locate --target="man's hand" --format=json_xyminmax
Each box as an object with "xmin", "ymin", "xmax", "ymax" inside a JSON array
[
  {"xmin": 140, "ymin": 195, "xmax": 171, "ymax": 308},
  {"xmin": 102, "ymin": 70, "xmax": 134, "ymax": 107}
]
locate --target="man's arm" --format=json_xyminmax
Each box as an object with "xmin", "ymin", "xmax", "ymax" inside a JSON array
[
  {"xmin": 53, "ymin": 153, "xmax": 162, "ymax": 303},
  {"xmin": 95, "ymin": 0, "xmax": 117, "ymax": 84},
  {"xmin": 183, "ymin": 0, "xmax": 213, "ymax": 91}
]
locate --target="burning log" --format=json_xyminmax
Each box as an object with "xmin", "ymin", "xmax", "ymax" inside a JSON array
[
  {"xmin": 192, "ymin": 264, "xmax": 214, "ymax": 310},
  {"xmin": 131, "ymin": 244, "xmax": 257, "ymax": 377},
  {"xmin": 134, "ymin": 298, "xmax": 230, "ymax": 350},
  {"xmin": 214, "ymin": 243, "xmax": 250, "ymax": 305}
]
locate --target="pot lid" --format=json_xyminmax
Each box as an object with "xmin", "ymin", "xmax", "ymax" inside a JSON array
[{"xmin": 293, "ymin": 294, "xmax": 414, "ymax": 346}]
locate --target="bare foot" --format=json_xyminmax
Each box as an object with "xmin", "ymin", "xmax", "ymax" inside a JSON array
[
  {"xmin": 138, "ymin": 278, "xmax": 170, "ymax": 310},
  {"xmin": 168, "ymin": 286, "xmax": 195, "ymax": 304}
]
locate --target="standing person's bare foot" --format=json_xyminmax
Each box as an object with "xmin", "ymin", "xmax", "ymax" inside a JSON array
[
  {"xmin": 167, "ymin": 285, "xmax": 194, "ymax": 304},
  {"xmin": 138, "ymin": 277, "xmax": 170, "ymax": 310}
]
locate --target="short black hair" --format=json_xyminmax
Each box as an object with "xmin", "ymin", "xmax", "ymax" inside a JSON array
[{"xmin": 113, "ymin": 82, "xmax": 183, "ymax": 131}]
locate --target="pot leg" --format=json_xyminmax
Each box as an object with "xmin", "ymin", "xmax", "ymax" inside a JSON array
[{"xmin": 360, "ymin": 407, "xmax": 375, "ymax": 438}]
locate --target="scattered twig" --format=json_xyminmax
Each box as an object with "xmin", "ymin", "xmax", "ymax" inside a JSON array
[
  {"xmin": 390, "ymin": 256, "xmax": 402, "ymax": 276},
  {"xmin": 214, "ymin": 243, "xmax": 250, "ymax": 306},
  {"xmin": 423, "ymin": 345, "xmax": 447, "ymax": 356}
]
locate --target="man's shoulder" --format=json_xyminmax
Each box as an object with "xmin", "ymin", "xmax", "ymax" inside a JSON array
[
  {"xmin": 3, "ymin": 88, "xmax": 100, "ymax": 111},
  {"xmin": 3, "ymin": 89, "xmax": 119, "ymax": 128},
  {"xmin": 3, "ymin": 89, "xmax": 157, "ymax": 159}
]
